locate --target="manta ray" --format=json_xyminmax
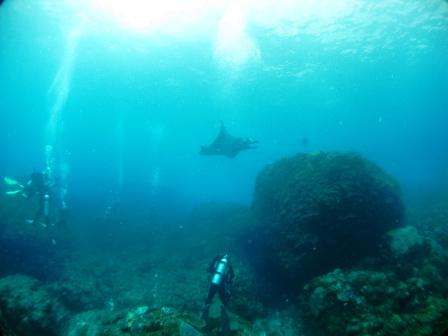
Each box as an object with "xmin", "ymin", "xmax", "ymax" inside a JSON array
[{"xmin": 200, "ymin": 124, "xmax": 258, "ymax": 158}]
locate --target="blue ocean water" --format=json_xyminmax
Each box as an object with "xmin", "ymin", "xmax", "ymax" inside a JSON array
[
  {"xmin": 0, "ymin": 0, "xmax": 447, "ymax": 218},
  {"xmin": 1, "ymin": 2, "xmax": 448, "ymax": 335}
]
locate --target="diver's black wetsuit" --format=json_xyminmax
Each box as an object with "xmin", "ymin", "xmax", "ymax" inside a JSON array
[
  {"xmin": 205, "ymin": 262, "xmax": 233, "ymax": 305},
  {"xmin": 23, "ymin": 171, "xmax": 52, "ymax": 226},
  {"xmin": 202, "ymin": 255, "xmax": 234, "ymax": 323}
]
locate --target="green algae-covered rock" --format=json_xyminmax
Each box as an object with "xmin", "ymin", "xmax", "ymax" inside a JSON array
[
  {"xmin": 252, "ymin": 152, "xmax": 404, "ymax": 286},
  {"xmin": 0, "ymin": 275, "xmax": 69, "ymax": 336},
  {"xmin": 384, "ymin": 226, "xmax": 424, "ymax": 257},
  {"xmin": 301, "ymin": 253, "xmax": 448, "ymax": 336},
  {"xmin": 65, "ymin": 306, "xmax": 203, "ymax": 336}
]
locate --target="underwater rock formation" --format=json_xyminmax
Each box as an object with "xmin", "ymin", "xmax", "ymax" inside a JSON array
[
  {"xmin": 251, "ymin": 308, "xmax": 304, "ymax": 335},
  {"xmin": 0, "ymin": 275, "xmax": 69, "ymax": 336},
  {"xmin": 381, "ymin": 226, "xmax": 427, "ymax": 260},
  {"xmin": 49, "ymin": 267, "xmax": 111, "ymax": 312},
  {"xmin": 252, "ymin": 152, "xmax": 404, "ymax": 287},
  {"xmin": 65, "ymin": 306, "xmax": 203, "ymax": 336},
  {"xmin": 0, "ymin": 271, "xmax": 282, "ymax": 336},
  {"xmin": 0, "ymin": 274, "xmax": 205, "ymax": 336},
  {"xmin": 300, "ymin": 226, "xmax": 448, "ymax": 336},
  {"xmin": 410, "ymin": 199, "xmax": 448, "ymax": 248}
]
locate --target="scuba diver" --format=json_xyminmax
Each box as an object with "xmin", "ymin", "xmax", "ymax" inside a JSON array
[
  {"xmin": 4, "ymin": 169, "xmax": 67, "ymax": 227},
  {"xmin": 200, "ymin": 123, "xmax": 258, "ymax": 158},
  {"xmin": 22, "ymin": 170, "xmax": 53, "ymax": 227},
  {"xmin": 202, "ymin": 254, "xmax": 234, "ymax": 335}
]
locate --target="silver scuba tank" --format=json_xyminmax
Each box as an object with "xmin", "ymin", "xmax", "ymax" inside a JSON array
[
  {"xmin": 44, "ymin": 194, "xmax": 50, "ymax": 217},
  {"xmin": 211, "ymin": 255, "xmax": 228, "ymax": 285}
]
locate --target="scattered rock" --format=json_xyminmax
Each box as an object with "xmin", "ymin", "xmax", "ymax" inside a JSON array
[{"xmin": 384, "ymin": 226, "xmax": 424, "ymax": 256}]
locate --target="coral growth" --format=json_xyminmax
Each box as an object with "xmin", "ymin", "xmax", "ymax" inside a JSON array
[
  {"xmin": 252, "ymin": 152, "xmax": 404, "ymax": 286},
  {"xmin": 301, "ymin": 226, "xmax": 448, "ymax": 336}
]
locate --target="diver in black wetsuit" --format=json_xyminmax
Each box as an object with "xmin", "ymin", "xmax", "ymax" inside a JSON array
[
  {"xmin": 24, "ymin": 170, "xmax": 69, "ymax": 227},
  {"xmin": 22, "ymin": 170, "xmax": 53, "ymax": 227},
  {"xmin": 202, "ymin": 254, "xmax": 234, "ymax": 334},
  {"xmin": 4, "ymin": 169, "xmax": 69, "ymax": 228}
]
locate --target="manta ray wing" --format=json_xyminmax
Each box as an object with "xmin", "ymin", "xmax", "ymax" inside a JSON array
[{"xmin": 209, "ymin": 123, "xmax": 233, "ymax": 149}]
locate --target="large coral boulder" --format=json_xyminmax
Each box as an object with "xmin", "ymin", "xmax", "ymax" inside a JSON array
[{"xmin": 252, "ymin": 152, "xmax": 404, "ymax": 286}]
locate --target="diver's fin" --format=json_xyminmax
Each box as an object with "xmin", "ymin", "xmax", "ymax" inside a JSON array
[
  {"xmin": 4, "ymin": 177, "xmax": 19, "ymax": 185},
  {"xmin": 4, "ymin": 177, "xmax": 24, "ymax": 188},
  {"xmin": 5, "ymin": 190, "xmax": 23, "ymax": 196},
  {"xmin": 220, "ymin": 305, "xmax": 231, "ymax": 336}
]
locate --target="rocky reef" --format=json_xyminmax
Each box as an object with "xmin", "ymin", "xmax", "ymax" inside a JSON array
[
  {"xmin": 410, "ymin": 199, "xmax": 448, "ymax": 248},
  {"xmin": 2, "ymin": 153, "xmax": 448, "ymax": 336},
  {"xmin": 0, "ymin": 273, "xmax": 302, "ymax": 336},
  {"xmin": 0, "ymin": 274, "xmax": 205, "ymax": 335},
  {"xmin": 252, "ymin": 152, "xmax": 404, "ymax": 287},
  {"xmin": 65, "ymin": 306, "xmax": 205, "ymax": 336},
  {"xmin": 300, "ymin": 226, "xmax": 448, "ymax": 336},
  {"xmin": 0, "ymin": 275, "xmax": 69, "ymax": 335}
]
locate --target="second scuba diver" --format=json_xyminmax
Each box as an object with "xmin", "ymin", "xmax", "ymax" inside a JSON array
[{"xmin": 202, "ymin": 254, "xmax": 234, "ymax": 335}]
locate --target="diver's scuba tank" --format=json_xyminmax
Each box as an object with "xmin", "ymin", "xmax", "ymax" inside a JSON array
[
  {"xmin": 212, "ymin": 255, "xmax": 229, "ymax": 285},
  {"xmin": 43, "ymin": 194, "xmax": 50, "ymax": 217}
]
